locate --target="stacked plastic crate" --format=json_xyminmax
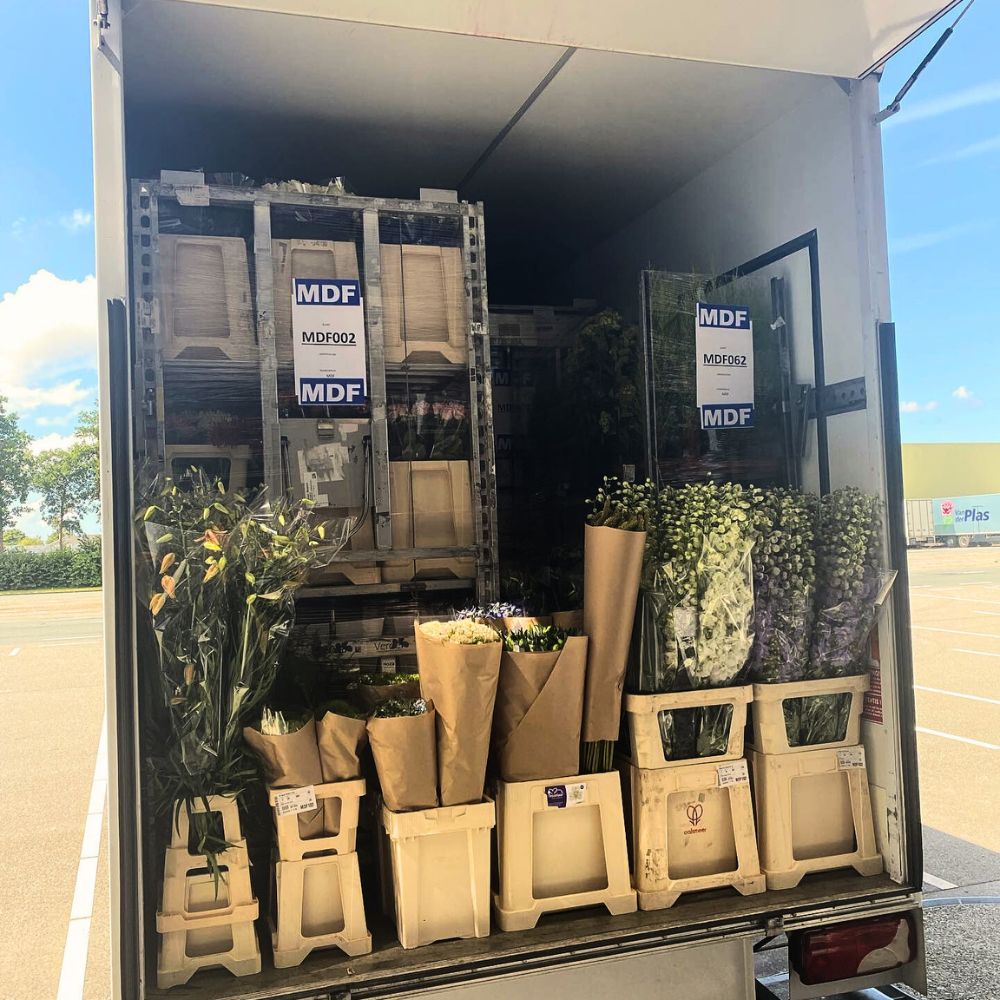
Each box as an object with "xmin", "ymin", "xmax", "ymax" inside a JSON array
[
  {"xmin": 748, "ymin": 676, "xmax": 882, "ymax": 889},
  {"xmin": 622, "ymin": 686, "xmax": 766, "ymax": 909}
]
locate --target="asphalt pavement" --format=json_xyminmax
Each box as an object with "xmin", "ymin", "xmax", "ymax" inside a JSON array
[{"xmin": 2, "ymin": 556, "xmax": 1000, "ymax": 999}]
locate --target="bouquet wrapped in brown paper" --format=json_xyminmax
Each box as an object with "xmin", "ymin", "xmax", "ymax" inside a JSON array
[
  {"xmin": 351, "ymin": 672, "xmax": 422, "ymax": 712},
  {"xmin": 316, "ymin": 702, "xmax": 368, "ymax": 781},
  {"xmin": 244, "ymin": 711, "xmax": 327, "ymax": 839},
  {"xmin": 416, "ymin": 619, "xmax": 502, "ymax": 805},
  {"xmin": 581, "ymin": 480, "xmax": 652, "ymax": 767},
  {"xmin": 367, "ymin": 699, "xmax": 439, "ymax": 812},
  {"xmin": 493, "ymin": 629, "xmax": 587, "ymax": 782}
]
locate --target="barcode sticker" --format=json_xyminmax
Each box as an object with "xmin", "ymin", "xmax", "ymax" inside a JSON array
[
  {"xmin": 837, "ymin": 746, "xmax": 866, "ymax": 770},
  {"xmin": 544, "ymin": 782, "xmax": 587, "ymax": 808},
  {"xmin": 273, "ymin": 785, "xmax": 318, "ymax": 817},
  {"xmin": 717, "ymin": 760, "xmax": 750, "ymax": 787},
  {"xmin": 379, "ymin": 656, "xmax": 397, "ymax": 673}
]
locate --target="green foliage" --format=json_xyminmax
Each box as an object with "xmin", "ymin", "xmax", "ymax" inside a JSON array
[
  {"xmin": 0, "ymin": 537, "xmax": 102, "ymax": 590},
  {"xmin": 586, "ymin": 477, "xmax": 655, "ymax": 531},
  {"xmin": 502, "ymin": 625, "xmax": 572, "ymax": 653},
  {"xmin": 0, "ymin": 396, "xmax": 32, "ymax": 551},
  {"xmin": 3, "ymin": 528, "xmax": 42, "ymax": 546},
  {"xmin": 370, "ymin": 697, "xmax": 429, "ymax": 719}
]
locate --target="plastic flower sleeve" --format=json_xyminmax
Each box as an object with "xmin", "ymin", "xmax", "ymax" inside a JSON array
[{"xmin": 626, "ymin": 573, "xmax": 681, "ymax": 694}]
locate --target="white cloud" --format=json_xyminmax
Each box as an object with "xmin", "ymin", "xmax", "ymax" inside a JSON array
[
  {"xmin": 0, "ymin": 271, "xmax": 97, "ymax": 386},
  {"xmin": 886, "ymin": 80, "xmax": 1000, "ymax": 128},
  {"xmin": 924, "ymin": 133, "xmax": 1000, "ymax": 166},
  {"xmin": 889, "ymin": 221, "xmax": 992, "ymax": 256},
  {"xmin": 34, "ymin": 411, "xmax": 80, "ymax": 428},
  {"xmin": 925, "ymin": 400, "xmax": 939, "ymax": 411},
  {"xmin": 29, "ymin": 432, "xmax": 80, "ymax": 455},
  {"xmin": 953, "ymin": 385, "xmax": 974, "ymax": 400},
  {"xmin": 1, "ymin": 379, "xmax": 92, "ymax": 411},
  {"xmin": 59, "ymin": 209, "xmax": 93, "ymax": 232},
  {"xmin": 899, "ymin": 400, "xmax": 938, "ymax": 413}
]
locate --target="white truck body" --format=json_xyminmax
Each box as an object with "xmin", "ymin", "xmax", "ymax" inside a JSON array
[{"xmin": 90, "ymin": 3, "xmax": 950, "ymax": 997}]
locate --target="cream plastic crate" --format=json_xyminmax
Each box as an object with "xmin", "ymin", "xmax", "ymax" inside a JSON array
[
  {"xmin": 382, "ymin": 800, "xmax": 495, "ymax": 949},
  {"xmin": 624, "ymin": 685, "xmax": 752, "ymax": 769},
  {"xmin": 168, "ymin": 795, "xmax": 243, "ymax": 851},
  {"xmin": 272, "ymin": 238, "xmax": 361, "ymax": 366},
  {"xmin": 272, "ymin": 853, "xmax": 372, "ymax": 968},
  {"xmin": 160, "ymin": 843, "xmax": 254, "ymax": 918},
  {"xmin": 749, "ymin": 675, "xmax": 870, "ymax": 754},
  {"xmin": 381, "ymin": 243, "xmax": 466, "ymax": 365},
  {"xmin": 164, "ymin": 444, "xmax": 251, "ymax": 493},
  {"xmin": 158, "ymin": 235, "xmax": 255, "ymax": 362},
  {"xmin": 384, "ymin": 461, "xmax": 476, "ymax": 582},
  {"xmin": 269, "ymin": 779, "xmax": 365, "ymax": 862},
  {"xmin": 751, "ymin": 747, "xmax": 882, "ymax": 891},
  {"xmin": 627, "ymin": 761, "xmax": 764, "ymax": 909},
  {"xmin": 494, "ymin": 773, "xmax": 636, "ymax": 932}
]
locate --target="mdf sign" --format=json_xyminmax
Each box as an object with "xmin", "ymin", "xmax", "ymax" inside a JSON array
[
  {"xmin": 292, "ymin": 278, "xmax": 368, "ymax": 405},
  {"xmin": 694, "ymin": 301, "xmax": 755, "ymax": 430}
]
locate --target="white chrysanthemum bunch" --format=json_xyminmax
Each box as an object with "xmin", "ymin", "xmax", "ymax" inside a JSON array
[{"xmin": 420, "ymin": 620, "xmax": 500, "ymax": 645}]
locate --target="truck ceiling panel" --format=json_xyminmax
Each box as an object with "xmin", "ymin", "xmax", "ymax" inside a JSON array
[{"xmin": 156, "ymin": 0, "xmax": 959, "ymax": 78}]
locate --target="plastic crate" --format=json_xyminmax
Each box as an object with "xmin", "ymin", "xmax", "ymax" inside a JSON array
[
  {"xmin": 751, "ymin": 747, "xmax": 882, "ymax": 891},
  {"xmin": 158, "ymin": 235, "xmax": 255, "ymax": 362},
  {"xmin": 269, "ymin": 779, "xmax": 366, "ymax": 862},
  {"xmin": 624, "ymin": 686, "xmax": 751, "ymax": 769},
  {"xmin": 626, "ymin": 760, "xmax": 764, "ymax": 909},
  {"xmin": 749, "ymin": 675, "xmax": 869, "ymax": 754},
  {"xmin": 381, "ymin": 801, "xmax": 495, "ymax": 949},
  {"xmin": 272, "ymin": 853, "xmax": 372, "ymax": 968},
  {"xmin": 384, "ymin": 461, "xmax": 476, "ymax": 582},
  {"xmin": 493, "ymin": 773, "xmax": 636, "ymax": 931}
]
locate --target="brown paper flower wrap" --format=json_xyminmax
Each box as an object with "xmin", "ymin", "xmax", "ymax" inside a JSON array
[
  {"xmin": 353, "ymin": 676, "xmax": 422, "ymax": 712},
  {"xmin": 551, "ymin": 610, "xmax": 584, "ymax": 631},
  {"xmin": 367, "ymin": 705, "xmax": 439, "ymax": 812},
  {"xmin": 582, "ymin": 523, "xmax": 647, "ymax": 742},
  {"xmin": 416, "ymin": 622, "xmax": 502, "ymax": 805},
  {"xmin": 500, "ymin": 615, "xmax": 552, "ymax": 632},
  {"xmin": 243, "ymin": 718, "xmax": 327, "ymax": 839},
  {"xmin": 317, "ymin": 711, "xmax": 368, "ymax": 781},
  {"xmin": 493, "ymin": 635, "xmax": 588, "ymax": 781}
]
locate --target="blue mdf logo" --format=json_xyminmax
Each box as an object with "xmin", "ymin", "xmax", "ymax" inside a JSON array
[
  {"xmin": 697, "ymin": 302, "xmax": 751, "ymax": 330},
  {"xmin": 702, "ymin": 404, "xmax": 754, "ymax": 428},
  {"xmin": 299, "ymin": 378, "xmax": 367, "ymax": 404},
  {"xmin": 294, "ymin": 278, "xmax": 361, "ymax": 306}
]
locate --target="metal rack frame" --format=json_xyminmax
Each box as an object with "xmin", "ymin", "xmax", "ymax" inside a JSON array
[{"xmin": 129, "ymin": 178, "xmax": 498, "ymax": 602}]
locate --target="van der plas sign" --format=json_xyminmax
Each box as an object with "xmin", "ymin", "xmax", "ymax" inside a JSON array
[
  {"xmin": 292, "ymin": 278, "xmax": 368, "ymax": 405},
  {"xmin": 695, "ymin": 301, "xmax": 754, "ymax": 429}
]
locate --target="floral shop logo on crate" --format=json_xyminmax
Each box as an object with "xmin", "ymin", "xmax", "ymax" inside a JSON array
[
  {"xmin": 684, "ymin": 802, "xmax": 705, "ymax": 832},
  {"xmin": 545, "ymin": 783, "xmax": 587, "ymax": 808}
]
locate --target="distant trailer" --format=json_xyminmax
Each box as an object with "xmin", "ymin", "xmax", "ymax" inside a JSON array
[{"xmin": 906, "ymin": 494, "xmax": 1000, "ymax": 547}]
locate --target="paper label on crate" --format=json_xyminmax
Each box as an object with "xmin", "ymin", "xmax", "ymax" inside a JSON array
[
  {"xmin": 273, "ymin": 785, "xmax": 318, "ymax": 817},
  {"xmin": 837, "ymin": 746, "xmax": 866, "ymax": 770},
  {"xmin": 292, "ymin": 277, "xmax": 368, "ymax": 406},
  {"xmin": 545, "ymin": 783, "xmax": 587, "ymax": 808},
  {"xmin": 717, "ymin": 760, "xmax": 750, "ymax": 787},
  {"xmin": 379, "ymin": 656, "xmax": 398, "ymax": 673},
  {"xmin": 695, "ymin": 301, "xmax": 754, "ymax": 429}
]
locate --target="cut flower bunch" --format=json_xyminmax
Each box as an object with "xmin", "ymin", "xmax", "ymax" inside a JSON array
[{"xmin": 135, "ymin": 472, "xmax": 346, "ymax": 870}]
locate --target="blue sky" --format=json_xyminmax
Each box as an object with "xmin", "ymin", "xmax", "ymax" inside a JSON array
[{"xmin": 0, "ymin": 3, "xmax": 997, "ymax": 536}]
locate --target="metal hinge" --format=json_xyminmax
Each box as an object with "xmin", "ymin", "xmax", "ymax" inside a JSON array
[{"xmin": 807, "ymin": 376, "xmax": 867, "ymax": 419}]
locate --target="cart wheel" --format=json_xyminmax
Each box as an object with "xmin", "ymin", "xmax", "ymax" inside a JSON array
[{"xmin": 958, "ymin": 535, "xmax": 972, "ymax": 548}]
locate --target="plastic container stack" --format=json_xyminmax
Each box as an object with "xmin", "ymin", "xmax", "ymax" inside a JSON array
[
  {"xmin": 269, "ymin": 781, "xmax": 372, "ymax": 968},
  {"xmin": 622, "ymin": 686, "xmax": 766, "ymax": 909},
  {"xmin": 749, "ymin": 675, "xmax": 883, "ymax": 890}
]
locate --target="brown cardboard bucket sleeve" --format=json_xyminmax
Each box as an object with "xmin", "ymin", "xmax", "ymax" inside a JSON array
[
  {"xmin": 582, "ymin": 524, "xmax": 647, "ymax": 742},
  {"xmin": 367, "ymin": 706, "xmax": 439, "ymax": 812},
  {"xmin": 494, "ymin": 635, "xmax": 587, "ymax": 782},
  {"xmin": 353, "ymin": 678, "xmax": 421, "ymax": 712},
  {"xmin": 316, "ymin": 712, "xmax": 368, "ymax": 781},
  {"xmin": 243, "ymin": 718, "xmax": 326, "ymax": 839},
  {"xmin": 416, "ymin": 626, "xmax": 502, "ymax": 806}
]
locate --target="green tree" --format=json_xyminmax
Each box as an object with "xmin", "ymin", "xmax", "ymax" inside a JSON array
[
  {"xmin": 33, "ymin": 444, "xmax": 95, "ymax": 550},
  {"xmin": 0, "ymin": 396, "xmax": 32, "ymax": 553},
  {"xmin": 75, "ymin": 406, "xmax": 101, "ymax": 505},
  {"xmin": 2, "ymin": 528, "xmax": 41, "ymax": 546}
]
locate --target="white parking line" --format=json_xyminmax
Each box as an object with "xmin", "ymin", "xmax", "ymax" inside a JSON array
[
  {"xmin": 916, "ymin": 726, "xmax": 1000, "ymax": 751},
  {"xmin": 913, "ymin": 624, "xmax": 1000, "ymax": 639},
  {"xmin": 915, "ymin": 684, "xmax": 1000, "ymax": 706},
  {"xmin": 975, "ymin": 610, "xmax": 1000, "ymax": 617},
  {"xmin": 911, "ymin": 591, "xmax": 1000, "ymax": 607},
  {"xmin": 953, "ymin": 647, "xmax": 1000, "ymax": 659},
  {"xmin": 923, "ymin": 873, "xmax": 958, "ymax": 891},
  {"xmin": 8, "ymin": 647, "xmax": 20, "ymax": 656},
  {"xmin": 56, "ymin": 713, "xmax": 107, "ymax": 1000}
]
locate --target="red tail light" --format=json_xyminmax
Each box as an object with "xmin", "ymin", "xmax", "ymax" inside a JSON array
[{"xmin": 792, "ymin": 913, "xmax": 915, "ymax": 986}]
